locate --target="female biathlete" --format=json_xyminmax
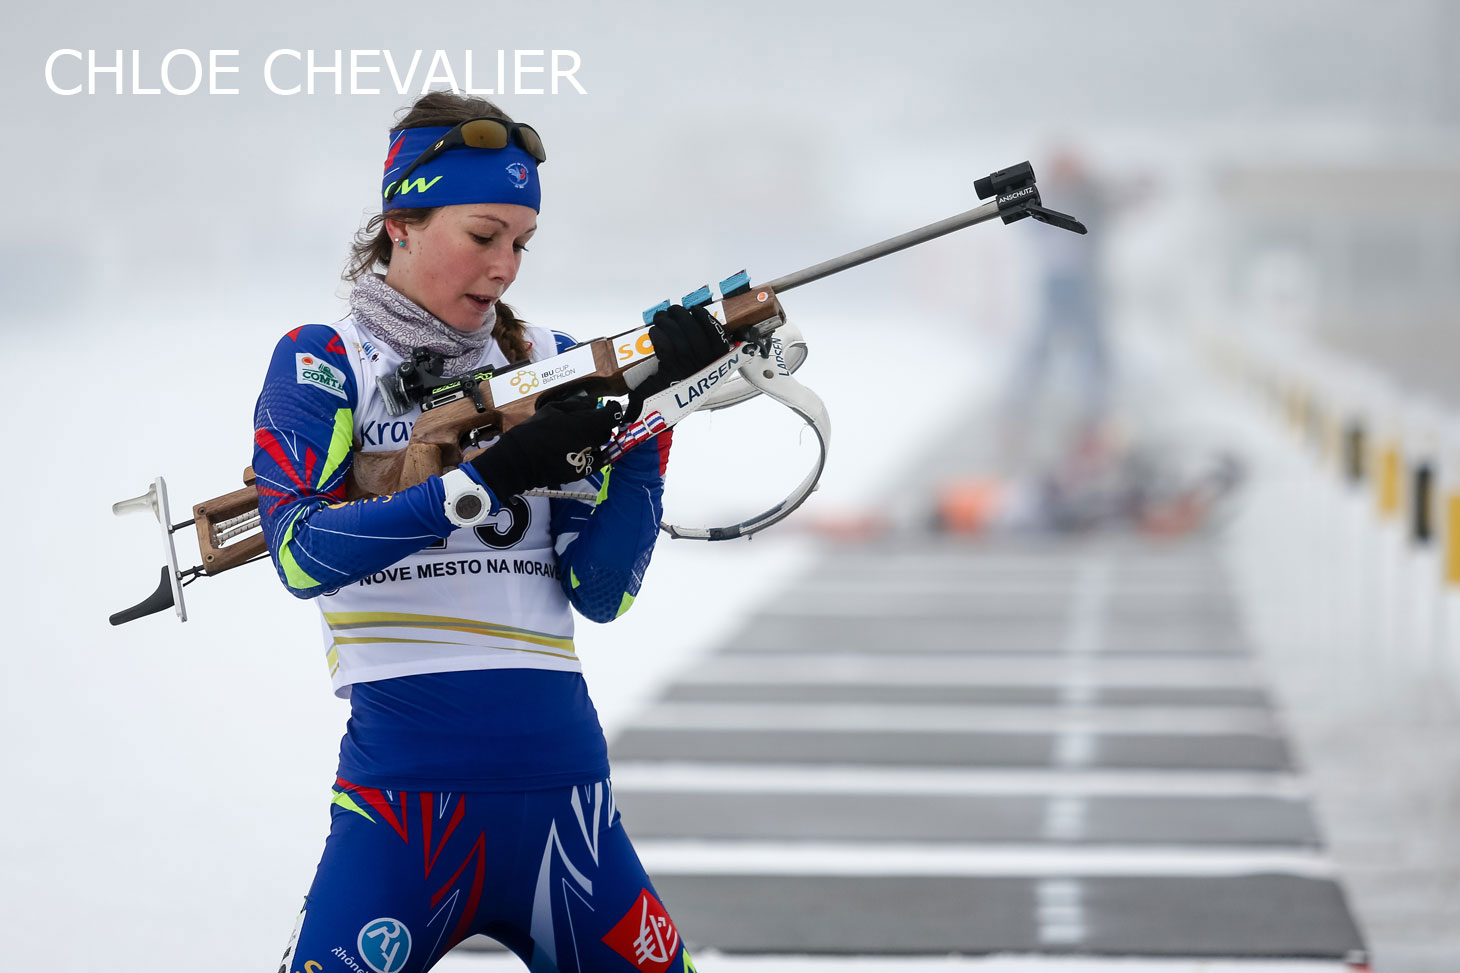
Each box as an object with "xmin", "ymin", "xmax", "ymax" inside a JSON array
[{"xmin": 260, "ymin": 91, "xmax": 727, "ymax": 973}]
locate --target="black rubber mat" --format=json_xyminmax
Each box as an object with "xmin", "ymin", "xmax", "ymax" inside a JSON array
[
  {"xmin": 610, "ymin": 728, "xmax": 1293, "ymax": 771},
  {"xmin": 615, "ymin": 791, "xmax": 1322, "ymax": 845},
  {"xmin": 654, "ymin": 874, "xmax": 1365, "ymax": 958},
  {"xmin": 599, "ymin": 529, "xmax": 1362, "ymax": 962}
]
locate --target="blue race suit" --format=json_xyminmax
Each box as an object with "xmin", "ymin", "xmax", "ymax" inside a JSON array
[{"xmin": 257, "ymin": 320, "xmax": 694, "ymax": 973}]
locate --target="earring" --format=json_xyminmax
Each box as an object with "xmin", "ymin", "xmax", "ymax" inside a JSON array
[{"xmin": 395, "ymin": 239, "xmax": 406, "ymax": 248}]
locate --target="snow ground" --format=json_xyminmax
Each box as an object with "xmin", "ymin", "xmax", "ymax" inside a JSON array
[{"xmin": 0, "ymin": 301, "xmax": 992, "ymax": 970}]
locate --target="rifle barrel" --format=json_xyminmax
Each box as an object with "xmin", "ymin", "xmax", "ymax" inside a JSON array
[{"xmin": 765, "ymin": 198, "xmax": 1002, "ymax": 295}]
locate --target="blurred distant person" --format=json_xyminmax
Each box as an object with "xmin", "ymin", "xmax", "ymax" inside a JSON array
[{"xmin": 1000, "ymin": 148, "xmax": 1118, "ymax": 470}]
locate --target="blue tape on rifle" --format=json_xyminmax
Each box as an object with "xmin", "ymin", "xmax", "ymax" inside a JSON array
[
  {"xmin": 682, "ymin": 285, "xmax": 713, "ymax": 309},
  {"xmin": 641, "ymin": 300, "xmax": 671, "ymax": 325},
  {"xmin": 719, "ymin": 270, "xmax": 751, "ymax": 299}
]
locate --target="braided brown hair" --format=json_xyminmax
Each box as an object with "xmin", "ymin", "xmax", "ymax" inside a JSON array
[{"xmin": 343, "ymin": 91, "xmax": 532, "ymax": 363}]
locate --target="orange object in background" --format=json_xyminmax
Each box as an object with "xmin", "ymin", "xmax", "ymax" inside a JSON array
[
  {"xmin": 936, "ymin": 478, "xmax": 1004, "ymax": 534},
  {"xmin": 800, "ymin": 511, "xmax": 891, "ymax": 541},
  {"xmin": 1138, "ymin": 494, "xmax": 1204, "ymax": 536}
]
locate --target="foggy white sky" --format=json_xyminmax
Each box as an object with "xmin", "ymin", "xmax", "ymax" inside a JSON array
[
  {"xmin": 2, "ymin": 0, "xmax": 1453, "ymax": 332},
  {"xmin": 2, "ymin": 5, "xmax": 1457, "ymax": 967}
]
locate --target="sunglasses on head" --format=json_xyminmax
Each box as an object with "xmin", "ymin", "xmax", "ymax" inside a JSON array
[{"xmin": 384, "ymin": 118, "xmax": 547, "ymax": 201}]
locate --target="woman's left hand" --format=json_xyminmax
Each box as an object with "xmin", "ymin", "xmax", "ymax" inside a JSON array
[{"xmin": 648, "ymin": 304, "xmax": 733, "ymax": 383}]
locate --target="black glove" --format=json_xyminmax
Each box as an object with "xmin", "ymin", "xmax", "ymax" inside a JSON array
[
  {"xmin": 469, "ymin": 399, "xmax": 623, "ymax": 499},
  {"xmin": 649, "ymin": 304, "xmax": 733, "ymax": 384}
]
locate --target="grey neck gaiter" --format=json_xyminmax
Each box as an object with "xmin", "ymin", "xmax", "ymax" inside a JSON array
[{"xmin": 348, "ymin": 273, "xmax": 498, "ymax": 375}]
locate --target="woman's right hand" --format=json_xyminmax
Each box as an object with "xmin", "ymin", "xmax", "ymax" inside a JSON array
[{"xmin": 468, "ymin": 399, "xmax": 623, "ymax": 500}]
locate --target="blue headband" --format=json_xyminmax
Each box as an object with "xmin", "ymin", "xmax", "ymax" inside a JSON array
[{"xmin": 381, "ymin": 125, "xmax": 542, "ymax": 212}]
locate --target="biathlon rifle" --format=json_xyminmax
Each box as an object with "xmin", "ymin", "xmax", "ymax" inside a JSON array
[{"xmin": 111, "ymin": 161, "xmax": 1085, "ymax": 625}]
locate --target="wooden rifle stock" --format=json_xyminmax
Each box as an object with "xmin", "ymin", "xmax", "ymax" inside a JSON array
[
  {"xmin": 123, "ymin": 158, "xmax": 1087, "ymax": 623},
  {"xmin": 190, "ymin": 320, "xmax": 724, "ymax": 577},
  {"xmin": 195, "ymin": 293, "xmax": 785, "ymax": 576}
]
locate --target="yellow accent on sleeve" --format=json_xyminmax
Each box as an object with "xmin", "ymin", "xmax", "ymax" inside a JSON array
[
  {"xmin": 317, "ymin": 408, "xmax": 354, "ymax": 488},
  {"xmin": 280, "ymin": 508, "xmax": 321, "ymax": 589},
  {"xmin": 616, "ymin": 592, "xmax": 636, "ymax": 617}
]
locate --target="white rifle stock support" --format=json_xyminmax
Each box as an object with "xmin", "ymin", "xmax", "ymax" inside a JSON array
[{"xmin": 110, "ymin": 478, "xmax": 188, "ymax": 624}]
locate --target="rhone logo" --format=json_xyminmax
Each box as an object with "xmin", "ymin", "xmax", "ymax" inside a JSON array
[{"xmin": 357, "ymin": 917, "xmax": 410, "ymax": 973}]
